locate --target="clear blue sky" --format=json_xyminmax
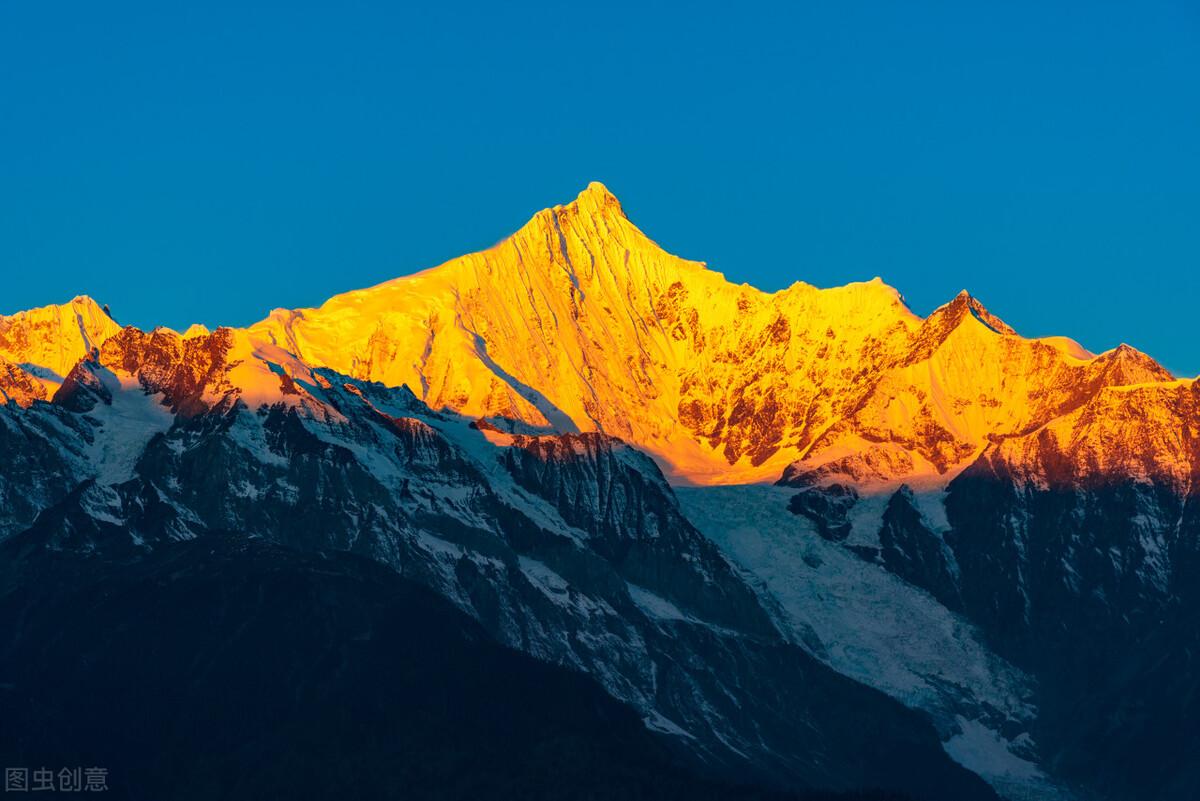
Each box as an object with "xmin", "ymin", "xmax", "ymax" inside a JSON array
[{"xmin": 3, "ymin": 1, "xmax": 1198, "ymax": 374}]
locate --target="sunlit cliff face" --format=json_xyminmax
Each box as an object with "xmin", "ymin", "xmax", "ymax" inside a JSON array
[
  {"xmin": 247, "ymin": 183, "xmax": 1179, "ymax": 487},
  {"xmin": 1, "ymin": 183, "xmax": 1187, "ymax": 488},
  {"xmin": 0, "ymin": 296, "xmax": 122, "ymax": 402}
]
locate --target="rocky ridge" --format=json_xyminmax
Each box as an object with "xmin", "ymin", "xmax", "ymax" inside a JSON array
[{"xmin": 246, "ymin": 183, "xmax": 1181, "ymax": 488}]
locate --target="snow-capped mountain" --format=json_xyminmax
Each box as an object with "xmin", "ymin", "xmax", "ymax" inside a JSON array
[
  {"xmin": 2, "ymin": 183, "xmax": 1196, "ymax": 800},
  {"xmin": 249, "ymin": 182, "xmax": 1176, "ymax": 490},
  {"xmin": 0, "ymin": 295, "xmax": 122, "ymax": 404}
]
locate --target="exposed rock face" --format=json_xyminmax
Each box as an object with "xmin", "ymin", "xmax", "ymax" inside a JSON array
[
  {"xmin": 497, "ymin": 431, "xmax": 775, "ymax": 634},
  {"xmin": 942, "ymin": 378, "xmax": 1200, "ymax": 653},
  {"xmin": 788, "ymin": 484, "xmax": 859, "ymax": 542},
  {"xmin": 877, "ymin": 486, "xmax": 962, "ymax": 611},
  {"xmin": 0, "ymin": 401, "xmax": 92, "ymax": 538},
  {"xmin": 89, "ymin": 326, "xmax": 240, "ymax": 415},
  {"xmin": 0, "ymin": 358, "xmax": 47, "ymax": 406},
  {"xmin": 932, "ymin": 381, "xmax": 1200, "ymax": 800}
]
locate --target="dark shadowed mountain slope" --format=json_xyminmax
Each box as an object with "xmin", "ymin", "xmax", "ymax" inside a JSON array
[{"xmin": 0, "ymin": 534, "xmax": 920, "ymax": 801}]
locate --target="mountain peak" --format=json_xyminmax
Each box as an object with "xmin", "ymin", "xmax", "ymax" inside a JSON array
[
  {"xmin": 1094, "ymin": 342, "xmax": 1174, "ymax": 383},
  {"xmin": 555, "ymin": 181, "xmax": 625, "ymax": 221},
  {"xmin": 244, "ymin": 186, "xmax": 1185, "ymax": 487},
  {"xmin": 939, "ymin": 290, "xmax": 1016, "ymax": 337},
  {"xmin": 3, "ymin": 294, "xmax": 106, "ymax": 320},
  {"xmin": 576, "ymin": 180, "xmax": 619, "ymax": 204},
  {"xmin": 0, "ymin": 295, "xmax": 125, "ymax": 400}
]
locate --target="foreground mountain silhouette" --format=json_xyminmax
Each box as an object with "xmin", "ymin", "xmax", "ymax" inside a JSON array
[{"xmin": 5, "ymin": 534, "xmax": 922, "ymax": 801}]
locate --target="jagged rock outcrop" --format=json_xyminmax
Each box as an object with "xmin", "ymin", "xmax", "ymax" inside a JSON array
[
  {"xmin": 787, "ymin": 484, "xmax": 858, "ymax": 542},
  {"xmin": 498, "ymin": 431, "xmax": 775, "ymax": 634},
  {"xmin": 877, "ymin": 485, "xmax": 962, "ymax": 610},
  {"xmin": 0, "ymin": 358, "xmax": 47, "ymax": 406},
  {"xmin": 0, "ymin": 401, "xmax": 92, "ymax": 538}
]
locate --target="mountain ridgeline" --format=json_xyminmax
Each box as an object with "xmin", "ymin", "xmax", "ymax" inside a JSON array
[{"xmin": 0, "ymin": 183, "xmax": 1195, "ymax": 801}]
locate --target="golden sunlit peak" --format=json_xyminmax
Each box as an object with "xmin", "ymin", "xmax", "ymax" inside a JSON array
[
  {"xmin": 581, "ymin": 180, "xmax": 618, "ymax": 202},
  {"xmin": 559, "ymin": 181, "xmax": 624, "ymax": 218},
  {"xmin": 3, "ymin": 294, "xmax": 107, "ymax": 318},
  {"xmin": 182, "ymin": 323, "xmax": 211, "ymax": 339},
  {"xmin": 239, "ymin": 182, "xmax": 1183, "ymax": 488},
  {"xmin": 924, "ymin": 288, "xmax": 1017, "ymax": 336}
]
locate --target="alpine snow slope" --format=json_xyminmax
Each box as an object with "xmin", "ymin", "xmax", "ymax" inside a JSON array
[
  {"xmin": 1, "ymin": 183, "xmax": 1196, "ymax": 800},
  {"xmin": 249, "ymin": 182, "xmax": 1171, "ymax": 489}
]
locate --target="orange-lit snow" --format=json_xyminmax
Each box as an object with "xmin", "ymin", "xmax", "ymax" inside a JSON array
[
  {"xmin": 0, "ymin": 296, "xmax": 122, "ymax": 398},
  {"xmin": 1, "ymin": 185, "xmax": 1187, "ymax": 488},
  {"xmin": 248, "ymin": 183, "xmax": 1182, "ymax": 486}
]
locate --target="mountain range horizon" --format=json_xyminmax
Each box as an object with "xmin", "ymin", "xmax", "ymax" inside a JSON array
[
  {"xmin": 4, "ymin": 181, "xmax": 1199, "ymax": 801},
  {"xmin": 6, "ymin": 180, "xmax": 1187, "ymax": 372},
  {"xmin": 3, "ymin": 181, "xmax": 1189, "ymax": 489}
]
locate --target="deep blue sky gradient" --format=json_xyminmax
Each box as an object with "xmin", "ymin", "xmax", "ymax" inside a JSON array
[{"xmin": 3, "ymin": 2, "xmax": 1198, "ymax": 373}]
